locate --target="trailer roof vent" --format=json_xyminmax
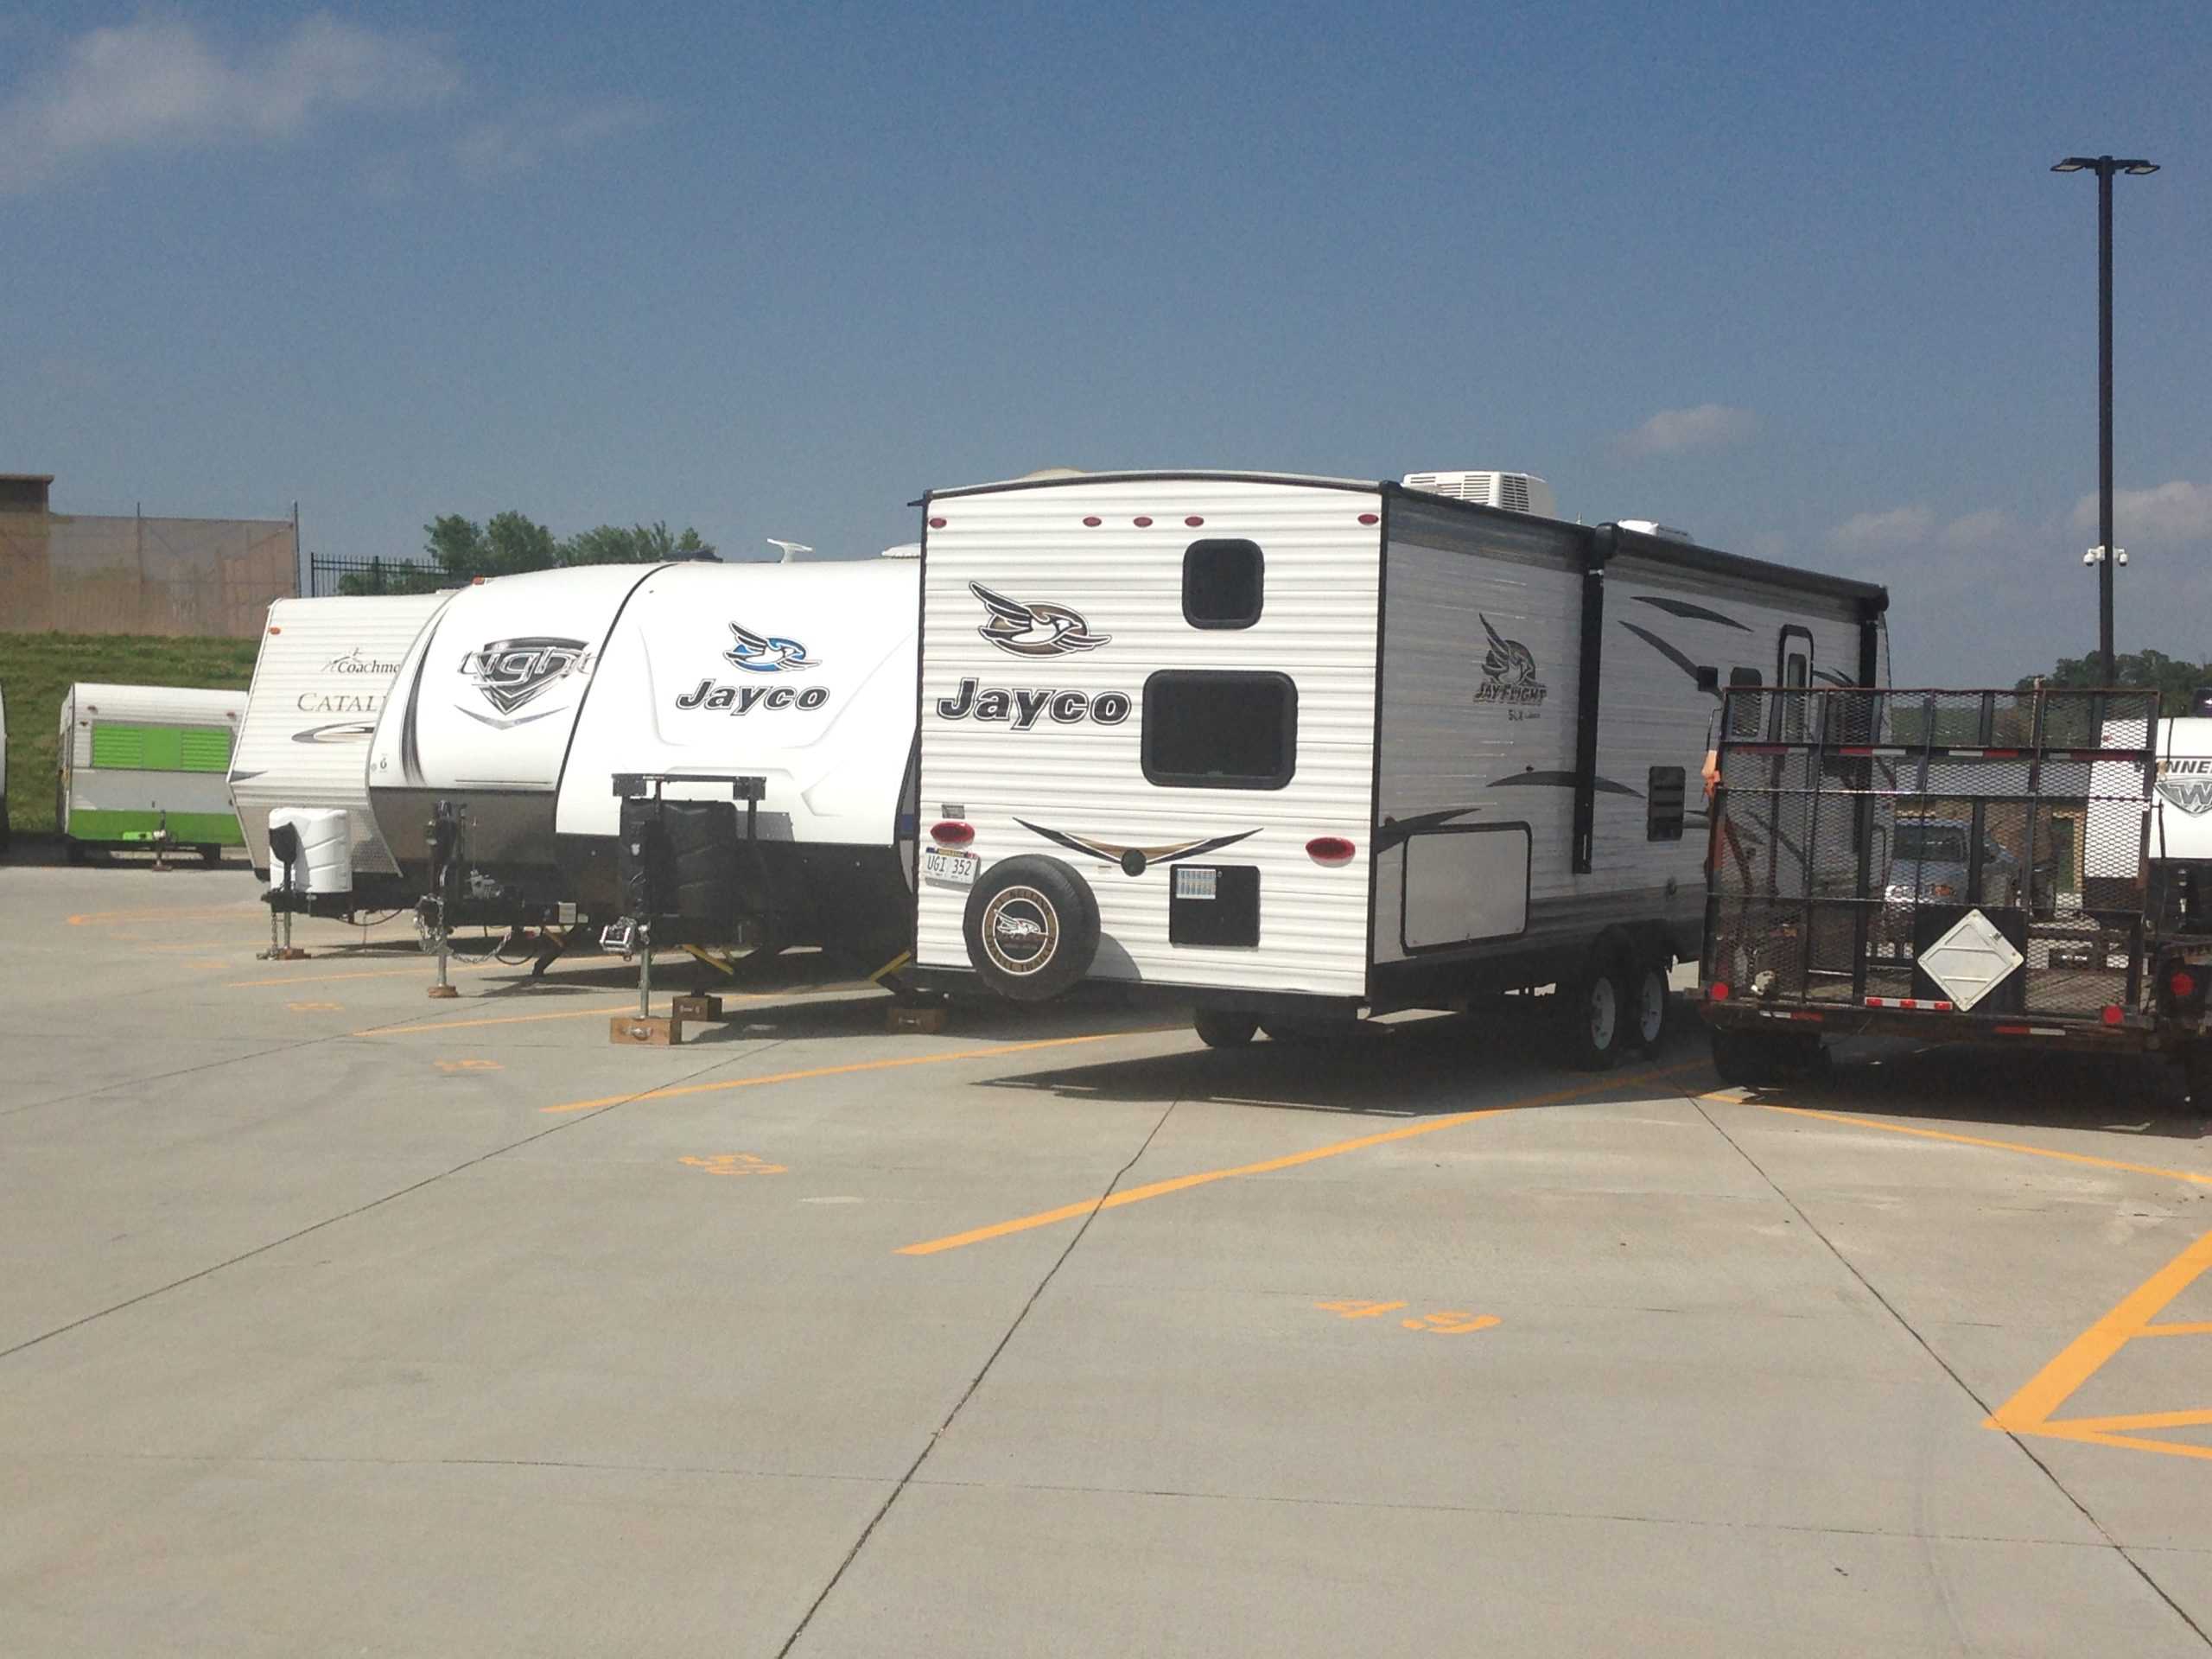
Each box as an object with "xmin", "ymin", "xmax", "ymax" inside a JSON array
[
  {"xmin": 1618, "ymin": 519, "xmax": 1695, "ymax": 543},
  {"xmin": 1401, "ymin": 470, "xmax": 1557, "ymax": 518}
]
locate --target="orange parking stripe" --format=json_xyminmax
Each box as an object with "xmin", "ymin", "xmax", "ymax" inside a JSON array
[
  {"xmin": 900, "ymin": 1060, "xmax": 1705, "ymax": 1255},
  {"xmin": 351, "ymin": 1000, "xmax": 635, "ymax": 1037}
]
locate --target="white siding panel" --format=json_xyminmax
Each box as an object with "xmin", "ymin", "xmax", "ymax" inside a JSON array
[
  {"xmin": 917, "ymin": 479, "xmax": 1380, "ymax": 996},
  {"xmin": 230, "ymin": 594, "xmax": 445, "ymax": 874}
]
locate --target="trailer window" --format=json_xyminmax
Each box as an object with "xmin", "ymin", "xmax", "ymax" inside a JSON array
[
  {"xmin": 1726, "ymin": 668, "xmax": 1764, "ymax": 738},
  {"xmin": 1142, "ymin": 671, "xmax": 1297, "ymax": 790},
  {"xmin": 1780, "ymin": 630, "xmax": 1813, "ymax": 741},
  {"xmin": 1183, "ymin": 540, "xmax": 1264, "ymax": 629},
  {"xmin": 1647, "ymin": 766, "xmax": 1686, "ymax": 841}
]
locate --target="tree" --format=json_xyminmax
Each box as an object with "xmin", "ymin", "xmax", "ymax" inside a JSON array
[
  {"xmin": 334, "ymin": 511, "xmax": 717, "ymax": 595},
  {"xmin": 2016, "ymin": 648, "xmax": 2211, "ymax": 709}
]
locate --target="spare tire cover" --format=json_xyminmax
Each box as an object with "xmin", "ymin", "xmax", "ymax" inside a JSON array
[{"xmin": 962, "ymin": 854, "xmax": 1100, "ymax": 1002}]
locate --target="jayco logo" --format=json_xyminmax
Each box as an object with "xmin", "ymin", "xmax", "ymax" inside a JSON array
[
  {"xmin": 2158, "ymin": 758, "xmax": 2212, "ymax": 816},
  {"xmin": 674, "ymin": 680, "xmax": 830, "ymax": 715},
  {"xmin": 971, "ymin": 582, "xmax": 1111, "ymax": 657},
  {"xmin": 935, "ymin": 679, "xmax": 1130, "ymax": 730},
  {"xmin": 1471, "ymin": 614, "xmax": 1548, "ymax": 721},
  {"xmin": 725, "ymin": 623, "xmax": 817, "ymax": 673}
]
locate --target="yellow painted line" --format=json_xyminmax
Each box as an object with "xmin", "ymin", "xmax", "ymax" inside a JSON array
[
  {"xmin": 2139, "ymin": 1322, "xmax": 2212, "ymax": 1338},
  {"xmin": 351, "ymin": 999, "xmax": 636, "ymax": 1037},
  {"xmin": 1711, "ymin": 1096, "xmax": 2212, "ymax": 1190},
  {"xmin": 539, "ymin": 1027, "xmax": 1184, "ymax": 1115},
  {"xmin": 900, "ymin": 1060, "xmax": 1704, "ymax": 1256},
  {"xmin": 1986, "ymin": 1227, "xmax": 2212, "ymax": 1428}
]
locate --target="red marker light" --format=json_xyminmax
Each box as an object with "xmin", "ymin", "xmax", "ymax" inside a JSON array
[
  {"xmin": 1357, "ymin": 512, "xmax": 1379, "ymax": 525},
  {"xmin": 1083, "ymin": 516, "xmax": 1102, "ymax": 527},
  {"xmin": 928, "ymin": 517, "xmax": 947, "ymax": 530},
  {"xmin": 1305, "ymin": 836, "xmax": 1357, "ymax": 866},
  {"xmin": 1134, "ymin": 516, "xmax": 1153, "ymax": 527},
  {"xmin": 1709, "ymin": 982, "xmax": 1732, "ymax": 1001},
  {"xmin": 2171, "ymin": 970, "xmax": 2196, "ymax": 1000},
  {"xmin": 931, "ymin": 820, "xmax": 975, "ymax": 849},
  {"xmin": 1185, "ymin": 516, "xmax": 1205, "ymax": 527},
  {"xmin": 2101, "ymin": 1004, "xmax": 2126, "ymax": 1027}
]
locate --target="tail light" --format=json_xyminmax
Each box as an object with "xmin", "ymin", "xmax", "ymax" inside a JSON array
[
  {"xmin": 2171, "ymin": 969, "xmax": 2197, "ymax": 1001},
  {"xmin": 1306, "ymin": 836, "xmax": 1356, "ymax": 866},
  {"xmin": 1708, "ymin": 982, "xmax": 1732, "ymax": 1001},
  {"xmin": 931, "ymin": 820, "xmax": 974, "ymax": 849},
  {"xmin": 2101, "ymin": 1004, "xmax": 2126, "ymax": 1027}
]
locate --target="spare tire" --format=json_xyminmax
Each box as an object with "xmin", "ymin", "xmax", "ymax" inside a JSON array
[{"xmin": 963, "ymin": 855, "xmax": 1100, "ymax": 1002}]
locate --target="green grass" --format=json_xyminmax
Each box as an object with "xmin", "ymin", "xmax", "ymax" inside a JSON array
[{"xmin": 0, "ymin": 633, "xmax": 259, "ymax": 835}]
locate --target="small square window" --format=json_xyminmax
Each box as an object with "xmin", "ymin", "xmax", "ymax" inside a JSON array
[
  {"xmin": 1647, "ymin": 766, "xmax": 1687, "ymax": 842},
  {"xmin": 1183, "ymin": 540, "xmax": 1263, "ymax": 629}
]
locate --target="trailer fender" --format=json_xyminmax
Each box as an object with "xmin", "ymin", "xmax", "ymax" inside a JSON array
[{"xmin": 962, "ymin": 855, "xmax": 1101, "ymax": 1002}]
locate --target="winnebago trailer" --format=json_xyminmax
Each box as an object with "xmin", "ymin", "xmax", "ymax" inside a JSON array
[
  {"xmin": 911, "ymin": 471, "xmax": 1887, "ymax": 1066},
  {"xmin": 550, "ymin": 555, "xmax": 919, "ymax": 963},
  {"xmin": 1703, "ymin": 685, "xmax": 2212, "ymax": 1108},
  {"xmin": 230, "ymin": 592, "xmax": 448, "ymax": 916},
  {"xmin": 57, "ymin": 683, "xmax": 247, "ymax": 861}
]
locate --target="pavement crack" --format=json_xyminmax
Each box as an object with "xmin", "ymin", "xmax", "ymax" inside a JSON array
[
  {"xmin": 0, "ymin": 1046, "xmax": 746, "ymax": 1366},
  {"xmin": 1691, "ymin": 1091, "xmax": 2212, "ymax": 1651},
  {"xmin": 772, "ymin": 1090, "xmax": 1185, "ymax": 1659}
]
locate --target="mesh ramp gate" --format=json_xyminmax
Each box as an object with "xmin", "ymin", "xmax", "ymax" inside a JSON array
[{"xmin": 1705, "ymin": 689, "xmax": 2158, "ymax": 1023}]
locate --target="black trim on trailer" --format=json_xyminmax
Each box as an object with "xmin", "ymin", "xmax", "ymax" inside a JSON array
[
  {"xmin": 1571, "ymin": 526, "xmax": 1614, "ymax": 875},
  {"xmin": 547, "ymin": 563, "xmax": 677, "ymax": 826},
  {"xmin": 1857, "ymin": 613, "xmax": 1882, "ymax": 688},
  {"xmin": 1363, "ymin": 492, "xmax": 1390, "ymax": 1006},
  {"xmin": 909, "ymin": 510, "xmax": 931, "ymax": 962},
  {"xmin": 1631, "ymin": 594, "xmax": 1751, "ymax": 631}
]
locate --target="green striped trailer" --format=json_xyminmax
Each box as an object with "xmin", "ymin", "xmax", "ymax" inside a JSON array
[{"xmin": 57, "ymin": 683, "xmax": 248, "ymax": 862}]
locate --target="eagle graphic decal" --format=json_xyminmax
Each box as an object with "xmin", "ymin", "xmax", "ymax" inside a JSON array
[
  {"xmin": 970, "ymin": 582, "xmax": 1111, "ymax": 657},
  {"xmin": 725, "ymin": 622, "xmax": 817, "ymax": 673},
  {"xmin": 1471, "ymin": 613, "xmax": 1548, "ymax": 717}
]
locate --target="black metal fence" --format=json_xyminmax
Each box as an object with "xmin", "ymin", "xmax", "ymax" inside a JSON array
[{"xmin": 307, "ymin": 552, "xmax": 442, "ymax": 598}]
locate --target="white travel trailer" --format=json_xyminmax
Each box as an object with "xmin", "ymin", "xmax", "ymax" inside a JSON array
[
  {"xmin": 229, "ymin": 592, "xmax": 448, "ymax": 913},
  {"xmin": 367, "ymin": 556, "xmax": 919, "ymax": 959},
  {"xmin": 910, "ymin": 471, "xmax": 1889, "ymax": 1065},
  {"xmin": 56, "ymin": 683, "xmax": 248, "ymax": 861}
]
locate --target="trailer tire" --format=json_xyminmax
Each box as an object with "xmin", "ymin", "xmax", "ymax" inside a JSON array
[
  {"xmin": 962, "ymin": 855, "xmax": 1099, "ymax": 1003},
  {"xmin": 1193, "ymin": 1008, "xmax": 1259, "ymax": 1049},
  {"xmin": 1630, "ymin": 958, "xmax": 1672, "ymax": 1054},
  {"xmin": 200, "ymin": 844, "xmax": 223, "ymax": 867},
  {"xmin": 1560, "ymin": 954, "xmax": 1633, "ymax": 1071}
]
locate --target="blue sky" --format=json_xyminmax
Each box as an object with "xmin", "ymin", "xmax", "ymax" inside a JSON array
[{"xmin": 3, "ymin": 1, "xmax": 2206, "ymax": 683}]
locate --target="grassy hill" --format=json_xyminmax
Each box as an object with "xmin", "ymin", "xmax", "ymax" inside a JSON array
[{"xmin": 1, "ymin": 633, "xmax": 259, "ymax": 835}]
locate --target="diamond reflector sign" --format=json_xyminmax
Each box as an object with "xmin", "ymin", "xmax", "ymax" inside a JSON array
[{"xmin": 1918, "ymin": 910, "xmax": 2026, "ymax": 1012}]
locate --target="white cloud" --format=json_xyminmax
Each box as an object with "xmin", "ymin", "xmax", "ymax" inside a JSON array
[
  {"xmin": 1829, "ymin": 505, "xmax": 1936, "ymax": 553},
  {"xmin": 2069, "ymin": 480, "xmax": 2212, "ymax": 544},
  {"xmin": 1936, "ymin": 508, "xmax": 2013, "ymax": 551},
  {"xmin": 454, "ymin": 99, "xmax": 656, "ymax": 181},
  {"xmin": 0, "ymin": 15, "xmax": 457, "ymax": 193},
  {"xmin": 1618, "ymin": 404, "xmax": 1758, "ymax": 458}
]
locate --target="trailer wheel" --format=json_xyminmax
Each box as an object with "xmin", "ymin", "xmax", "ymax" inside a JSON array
[
  {"xmin": 962, "ymin": 855, "xmax": 1099, "ymax": 1002},
  {"xmin": 1560, "ymin": 957, "xmax": 1631, "ymax": 1071},
  {"xmin": 200, "ymin": 845, "xmax": 223, "ymax": 867},
  {"xmin": 1193, "ymin": 1008, "xmax": 1258, "ymax": 1049},
  {"xmin": 1630, "ymin": 960, "xmax": 1672, "ymax": 1054}
]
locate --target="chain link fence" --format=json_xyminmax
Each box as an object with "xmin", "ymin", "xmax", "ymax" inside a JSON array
[{"xmin": 0, "ymin": 510, "xmax": 296, "ymax": 637}]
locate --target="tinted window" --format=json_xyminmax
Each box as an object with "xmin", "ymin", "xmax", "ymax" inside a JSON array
[
  {"xmin": 1781, "ymin": 638, "xmax": 1812, "ymax": 741},
  {"xmin": 1183, "ymin": 540, "xmax": 1264, "ymax": 629},
  {"xmin": 1142, "ymin": 671, "xmax": 1296, "ymax": 790},
  {"xmin": 1647, "ymin": 766, "xmax": 1686, "ymax": 842}
]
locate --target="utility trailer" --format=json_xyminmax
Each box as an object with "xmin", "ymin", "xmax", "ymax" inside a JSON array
[{"xmin": 1700, "ymin": 683, "xmax": 2212, "ymax": 1106}]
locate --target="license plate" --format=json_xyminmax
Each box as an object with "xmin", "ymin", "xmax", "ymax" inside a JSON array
[{"xmin": 923, "ymin": 848, "xmax": 977, "ymax": 887}]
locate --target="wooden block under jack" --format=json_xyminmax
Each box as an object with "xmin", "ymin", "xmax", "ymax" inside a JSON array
[
  {"xmin": 428, "ymin": 984, "xmax": 461, "ymax": 999},
  {"xmin": 260, "ymin": 947, "xmax": 309, "ymax": 961},
  {"xmin": 671, "ymin": 993, "xmax": 722, "ymax": 1021},
  {"xmin": 886, "ymin": 1003, "xmax": 948, "ymax": 1034},
  {"xmin": 610, "ymin": 1014, "xmax": 683, "ymax": 1046}
]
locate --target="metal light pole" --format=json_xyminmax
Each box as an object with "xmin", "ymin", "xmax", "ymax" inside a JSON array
[{"xmin": 2053, "ymin": 154, "xmax": 2158, "ymax": 684}]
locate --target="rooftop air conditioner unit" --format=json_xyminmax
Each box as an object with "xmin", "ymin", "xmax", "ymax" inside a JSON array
[{"xmin": 1401, "ymin": 470, "xmax": 1557, "ymax": 518}]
